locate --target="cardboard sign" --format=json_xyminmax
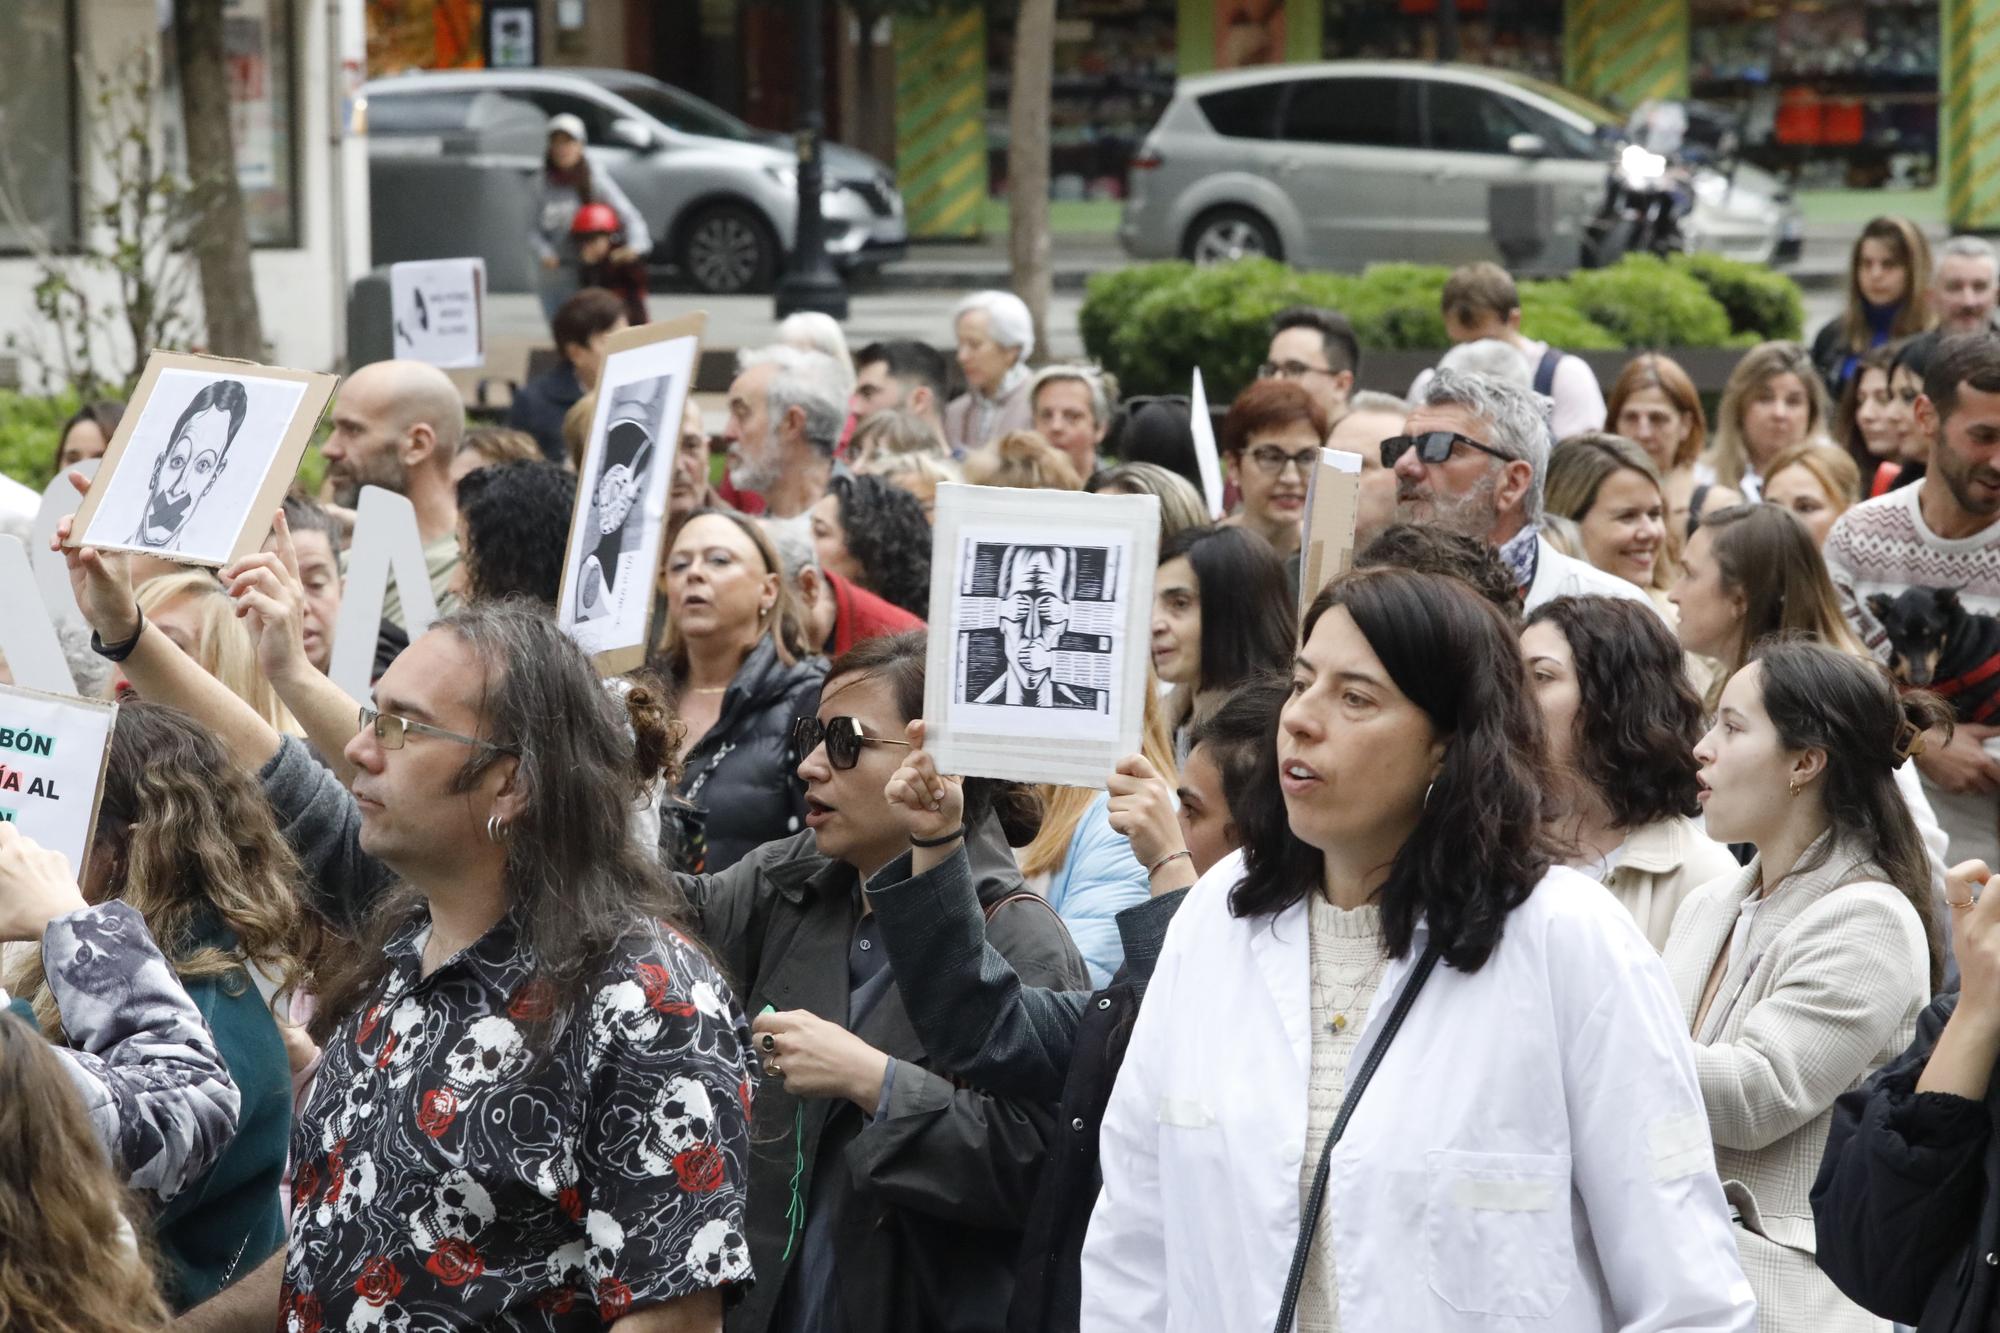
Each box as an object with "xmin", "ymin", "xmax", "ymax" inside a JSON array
[
  {"xmin": 67, "ymin": 351, "xmax": 338, "ymax": 568},
  {"xmin": 559, "ymin": 313, "xmax": 705, "ymax": 675},
  {"xmin": 923, "ymin": 484, "xmax": 1161, "ymax": 789},
  {"xmin": 0, "ymin": 682, "xmax": 115, "ymax": 873},
  {"xmin": 390, "ymin": 259, "xmax": 487, "ymax": 369},
  {"xmin": 1298, "ymin": 448, "xmax": 1364, "ymax": 618},
  {"xmin": 329, "ymin": 487, "xmax": 439, "ymax": 699},
  {"xmin": 1190, "ymin": 367, "xmax": 1226, "ymax": 521},
  {"xmin": 0, "ymin": 538, "xmax": 77, "ymax": 696}
]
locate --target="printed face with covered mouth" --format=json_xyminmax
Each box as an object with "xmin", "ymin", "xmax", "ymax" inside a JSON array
[
  {"xmin": 141, "ymin": 392, "xmax": 242, "ymax": 547},
  {"xmin": 996, "ymin": 547, "xmax": 1073, "ymax": 693}
]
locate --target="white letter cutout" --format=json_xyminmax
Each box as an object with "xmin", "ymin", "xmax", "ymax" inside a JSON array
[
  {"xmin": 32, "ymin": 459, "xmax": 100, "ymax": 628},
  {"xmin": 0, "ymin": 537, "xmax": 80, "ymax": 694},
  {"xmin": 329, "ymin": 486, "xmax": 439, "ymax": 699}
]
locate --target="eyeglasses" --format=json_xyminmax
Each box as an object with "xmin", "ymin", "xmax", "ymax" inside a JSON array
[
  {"xmin": 1380, "ymin": 431, "xmax": 1516, "ymax": 469},
  {"xmin": 1242, "ymin": 443, "xmax": 1321, "ymax": 479},
  {"xmin": 1259, "ymin": 360, "xmax": 1343, "ymax": 381},
  {"xmin": 792, "ymin": 716, "xmax": 913, "ymax": 771},
  {"xmin": 358, "ymin": 705, "xmax": 520, "ymax": 756}
]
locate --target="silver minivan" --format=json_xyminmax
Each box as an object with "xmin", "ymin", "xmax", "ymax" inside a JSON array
[
  {"xmin": 1120, "ymin": 61, "xmax": 1801, "ymax": 272},
  {"xmin": 363, "ymin": 68, "xmax": 908, "ymax": 294}
]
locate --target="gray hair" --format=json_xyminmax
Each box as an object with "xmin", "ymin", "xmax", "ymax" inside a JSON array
[
  {"xmin": 1346, "ymin": 390, "xmax": 1411, "ymax": 416},
  {"xmin": 1029, "ymin": 363, "xmax": 1114, "ymax": 426},
  {"xmin": 775, "ymin": 311, "xmax": 856, "ymax": 392},
  {"xmin": 952, "ymin": 290, "xmax": 1036, "ymax": 359},
  {"xmin": 1438, "ymin": 339, "xmax": 1532, "ymax": 388},
  {"xmin": 1421, "ymin": 367, "xmax": 1553, "ymax": 524},
  {"xmin": 737, "ymin": 344, "xmax": 849, "ymax": 451},
  {"xmin": 1939, "ymin": 235, "xmax": 1999, "ymax": 267},
  {"xmin": 760, "ymin": 516, "xmax": 818, "ymax": 583}
]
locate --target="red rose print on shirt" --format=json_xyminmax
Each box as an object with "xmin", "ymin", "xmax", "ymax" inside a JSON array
[
  {"xmin": 558, "ymin": 1186, "xmax": 584, "ymax": 1221},
  {"xmin": 416, "ymin": 1087, "xmax": 458, "ymax": 1139},
  {"xmin": 509, "ymin": 979, "xmax": 555, "ymax": 1023},
  {"xmin": 287, "ymin": 1291, "xmax": 324, "ymax": 1333},
  {"xmin": 597, "ymin": 1277, "xmax": 634, "ymax": 1321},
  {"xmin": 673, "ymin": 1143, "xmax": 726, "ymax": 1193},
  {"xmin": 424, "ymin": 1237, "xmax": 486, "ymax": 1287},
  {"xmin": 354, "ymin": 1257, "xmax": 404, "ymax": 1306}
]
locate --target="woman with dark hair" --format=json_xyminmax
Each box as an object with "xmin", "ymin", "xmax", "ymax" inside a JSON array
[
  {"xmin": 1524, "ymin": 596, "xmax": 1738, "ymax": 947},
  {"xmin": 531, "ymin": 113, "xmax": 650, "ymax": 321},
  {"xmin": 1835, "ymin": 344, "xmax": 1908, "ymax": 496},
  {"xmin": 684, "ymin": 630, "xmax": 1088, "ymax": 1333},
  {"xmin": 809, "ymin": 472, "xmax": 934, "ymax": 619},
  {"xmin": 54, "ymin": 398, "xmax": 125, "ymax": 472},
  {"xmin": 1150, "ymin": 525, "xmax": 1296, "ymax": 745},
  {"xmin": 1811, "ymin": 216, "xmax": 1935, "ymax": 398},
  {"xmin": 1083, "ymin": 568, "xmax": 1754, "ymax": 1332},
  {"xmin": 1102, "ymin": 395, "xmax": 1202, "ymax": 496},
  {"xmin": 449, "ymin": 459, "xmax": 579, "ymax": 606},
  {"xmin": 1664, "ymin": 638, "xmax": 1943, "ymax": 1333}
]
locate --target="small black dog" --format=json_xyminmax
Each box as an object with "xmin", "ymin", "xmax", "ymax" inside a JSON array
[{"xmin": 1868, "ymin": 586, "xmax": 2000, "ymax": 723}]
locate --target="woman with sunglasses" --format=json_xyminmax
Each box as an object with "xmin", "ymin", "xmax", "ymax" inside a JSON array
[
  {"xmin": 1219, "ymin": 379, "xmax": 1330, "ymax": 562},
  {"xmin": 674, "ymin": 630, "xmax": 1089, "ymax": 1333}
]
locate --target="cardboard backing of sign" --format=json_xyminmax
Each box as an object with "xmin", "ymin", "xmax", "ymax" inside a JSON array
[
  {"xmin": 0, "ymin": 682, "xmax": 116, "ymax": 875},
  {"xmin": 557, "ymin": 312, "xmax": 706, "ymax": 676},
  {"xmin": 65, "ymin": 350, "xmax": 339, "ymax": 568},
  {"xmin": 1298, "ymin": 448, "xmax": 1364, "ymax": 620}
]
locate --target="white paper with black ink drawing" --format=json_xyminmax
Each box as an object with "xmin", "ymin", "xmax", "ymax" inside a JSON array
[
  {"xmin": 79, "ymin": 367, "xmax": 309, "ymax": 564},
  {"xmin": 924, "ymin": 484, "xmax": 1161, "ymax": 788}
]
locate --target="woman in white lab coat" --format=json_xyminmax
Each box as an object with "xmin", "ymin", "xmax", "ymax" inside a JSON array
[{"xmin": 1079, "ymin": 567, "xmax": 1756, "ymax": 1333}]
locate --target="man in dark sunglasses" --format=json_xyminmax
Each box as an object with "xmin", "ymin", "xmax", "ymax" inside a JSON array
[{"xmin": 1383, "ymin": 369, "xmax": 1660, "ymax": 616}]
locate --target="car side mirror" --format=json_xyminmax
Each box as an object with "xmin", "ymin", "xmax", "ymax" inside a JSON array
[
  {"xmin": 608, "ymin": 117, "xmax": 656, "ymax": 152},
  {"xmin": 1508, "ymin": 133, "xmax": 1549, "ymax": 159}
]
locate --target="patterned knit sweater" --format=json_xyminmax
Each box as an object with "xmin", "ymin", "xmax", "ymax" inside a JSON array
[
  {"xmin": 1298, "ymin": 896, "xmax": 1388, "ymax": 1333},
  {"xmin": 1821, "ymin": 483, "xmax": 2000, "ymax": 657}
]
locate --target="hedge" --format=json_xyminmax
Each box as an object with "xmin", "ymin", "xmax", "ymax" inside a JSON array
[
  {"xmin": 1082, "ymin": 252, "xmax": 1806, "ymax": 400},
  {"xmin": 0, "ymin": 389, "xmax": 331, "ymax": 497}
]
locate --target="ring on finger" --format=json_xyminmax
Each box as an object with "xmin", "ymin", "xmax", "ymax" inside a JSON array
[
  {"xmin": 759, "ymin": 1032, "xmax": 777, "ymax": 1053},
  {"xmin": 765, "ymin": 1058, "xmax": 781, "ymax": 1076},
  {"xmin": 1949, "ymin": 893, "xmax": 1978, "ymax": 909}
]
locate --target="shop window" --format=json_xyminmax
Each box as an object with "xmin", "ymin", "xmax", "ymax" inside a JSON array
[
  {"xmin": 1281, "ymin": 77, "xmax": 1416, "ymax": 150},
  {"xmin": 1198, "ymin": 83, "xmax": 1286, "ymax": 141},
  {"xmin": 161, "ymin": 0, "xmax": 302, "ymax": 248},
  {"xmin": 0, "ymin": 0, "xmax": 78, "ymax": 254},
  {"xmin": 506, "ymin": 88, "xmax": 619, "ymax": 144}
]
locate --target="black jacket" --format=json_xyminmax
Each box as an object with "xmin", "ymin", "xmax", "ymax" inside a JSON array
[
  {"xmin": 680, "ymin": 821, "xmax": 1089, "ymax": 1333},
  {"xmin": 1812, "ymin": 990, "xmax": 2000, "ymax": 1331},
  {"xmin": 673, "ymin": 638, "xmax": 825, "ymax": 873},
  {"xmin": 505, "ymin": 361, "xmax": 584, "ymax": 464},
  {"xmin": 865, "ymin": 848, "xmax": 1185, "ymax": 1333}
]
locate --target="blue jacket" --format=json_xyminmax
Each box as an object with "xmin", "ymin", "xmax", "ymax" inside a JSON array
[{"xmin": 1042, "ymin": 794, "xmax": 1151, "ymax": 989}]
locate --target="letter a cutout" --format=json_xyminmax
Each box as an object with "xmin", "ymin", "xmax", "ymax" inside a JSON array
[
  {"xmin": 329, "ymin": 486, "xmax": 439, "ymax": 699},
  {"xmin": 0, "ymin": 537, "xmax": 80, "ymax": 694}
]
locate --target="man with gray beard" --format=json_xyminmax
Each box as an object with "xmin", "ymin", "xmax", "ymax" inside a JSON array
[{"xmin": 1384, "ymin": 368, "xmax": 1656, "ymax": 615}]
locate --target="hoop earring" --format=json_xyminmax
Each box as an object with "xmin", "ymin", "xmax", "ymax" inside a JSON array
[
  {"xmin": 1787, "ymin": 779, "xmax": 1801, "ymax": 798},
  {"xmin": 486, "ymin": 813, "xmax": 511, "ymax": 844},
  {"xmin": 1423, "ymin": 781, "xmax": 1435, "ymax": 809}
]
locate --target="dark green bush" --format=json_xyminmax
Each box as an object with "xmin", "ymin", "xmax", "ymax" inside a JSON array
[
  {"xmin": 1673, "ymin": 252, "xmax": 1805, "ymax": 342},
  {"xmin": 1560, "ymin": 255, "xmax": 1733, "ymax": 348},
  {"xmin": 0, "ymin": 389, "xmax": 77, "ymax": 493},
  {"xmin": 1517, "ymin": 283, "xmax": 1622, "ymax": 350},
  {"xmin": 1081, "ymin": 262, "xmax": 1194, "ymax": 381},
  {"xmin": 1109, "ymin": 258, "xmax": 1318, "ymax": 400}
]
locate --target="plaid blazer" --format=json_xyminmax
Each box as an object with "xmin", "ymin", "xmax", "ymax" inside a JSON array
[{"xmin": 1663, "ymin": 835, "xmax": 1931, "ymax": 1333}]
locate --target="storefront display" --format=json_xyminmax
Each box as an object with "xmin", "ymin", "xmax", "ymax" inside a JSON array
[{"xmin": 1323, "ymin": 0, "xmax": 1564, "ymax": 83}]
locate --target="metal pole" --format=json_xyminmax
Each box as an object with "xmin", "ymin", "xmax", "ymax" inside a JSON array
[{"xmin": 774, "ymin": 0, "xmax": 849, "ymax": 318}]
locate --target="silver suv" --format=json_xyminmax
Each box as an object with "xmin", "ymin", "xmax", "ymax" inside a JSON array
[
  {"xmin": 363, "ymin": 68, "xmax": 907, "ymax": 294},
  {"xmin": 1120, "ymin": 61, "xmax": 1800, "ymax": 271}
]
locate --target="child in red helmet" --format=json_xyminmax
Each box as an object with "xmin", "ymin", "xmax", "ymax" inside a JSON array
[{"xmin": 571, "ymin": 202, "xmax": 650, "ymax": 326}]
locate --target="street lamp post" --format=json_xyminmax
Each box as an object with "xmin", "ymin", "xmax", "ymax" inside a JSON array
[{"xmin": 774, "ymin": 0, "xmax": 850, "ymax": 319}]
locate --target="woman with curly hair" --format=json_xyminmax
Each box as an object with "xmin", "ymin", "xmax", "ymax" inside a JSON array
[
  {"xmin": 449, "ymin": 459, "xmax": 579, "ymax": 607},
  {"xmin": 809, "ymin": 471, "xmax": 934, "ymax": 619},
  {"xmin": 7, "ymin": 701, "xmax": 316, "ymax": 1310},
  {"xmin": 0, "ymin": 1010, "xmax": 173, "ymax": 1333},
  {"xmin": 1523, "ymin": 595, "xmax": 1739, "ymax": 948}
]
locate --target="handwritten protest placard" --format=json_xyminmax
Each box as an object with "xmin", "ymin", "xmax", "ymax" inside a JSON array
[{"xmin": 0, "ymin": 683, "xmax": 116, "ymax": 872}]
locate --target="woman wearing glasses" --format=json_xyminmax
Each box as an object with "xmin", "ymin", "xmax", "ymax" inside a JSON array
[
  {"xmin": 677, "ymin": 630, "xmax": 1089, "ymax": 1333},
  {"xmin": 656, "ymin": 509, "xmax": 827, "ymax": 873},
  {"xmin": 1220, "ymin": 379, "xmax": 1330, "ymax": 562}
]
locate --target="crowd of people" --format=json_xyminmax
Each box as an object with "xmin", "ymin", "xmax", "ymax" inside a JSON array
[{"xmin": 8, "ymin": 203, "xmax": 2000, "ymax": 1333}]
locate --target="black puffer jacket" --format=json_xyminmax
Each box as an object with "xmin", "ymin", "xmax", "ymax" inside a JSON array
[{"xmin": 673, "ymin": 637, "xmax": 825, "ymax": 873}]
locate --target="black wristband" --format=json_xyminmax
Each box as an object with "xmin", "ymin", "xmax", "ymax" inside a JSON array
[
  {"xmin": 90, "ymin": 604, "xmax": 145, "ymax": 663},
  {"xmin": 909, "ymin": 826, "xmax": 966, "ymax": 849}
]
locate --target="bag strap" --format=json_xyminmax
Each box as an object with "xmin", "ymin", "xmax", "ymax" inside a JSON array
[
  {"xmin": 1270, "ymin": 941, "xmax": 1444, "ymax": 1333},
  {"xmin": 983, "ymin": 888, "xmax": 1059, "ymax": 926},
  {"xmin": 1533, "ymin": 345, "xmax": 1564, "ymax": 396}
]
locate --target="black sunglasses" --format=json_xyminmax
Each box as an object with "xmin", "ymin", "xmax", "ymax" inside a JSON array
[
  {"xmin": 1380, "ymin": 430, "xmax": 1515, "ymax": 469},
  {"xmin": 792, "ymin": 716, "xmax": 913, "ymax": 771}
]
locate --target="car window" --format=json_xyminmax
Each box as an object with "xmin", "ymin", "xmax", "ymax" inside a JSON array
[
  {"xmin": 609, "ymin": 82, "xmax": 759, "ymax": 143},
  {"xmin": 1197, "ymin": 83, "xmax": 1285, "ymax": 140},
  {"xmin": 367, "ymin": 91, "xmax": 479, "ymax": 135},
  {"xmin": 1280, "ymin": 78, "xmax": 1415, "ymax": 149},
  {"xmin": 508, "ymin": 88, "xmax": 617, "ymax": 142},
  {"xmin": 1427, "ymin": 81, "xmax": 1602, "ymax": 159}
]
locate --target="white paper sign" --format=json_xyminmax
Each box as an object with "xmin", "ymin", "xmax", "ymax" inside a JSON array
[
  {"xmin": 924, "ymin": 484, "xmax": 1160, "ymax": 789},
  {"xmin": 1190, "ymin": 368, "xmax": 1225, "ymax": 520},
  {"xmin": 0, "ymin": 539, "xmax": 77, "ymax": 695},
  {"xmin": 390, "ymin": 259, "xmax": 487, "ymax": 369},
  {"xmin": 0, "ymin": 682, "xmax": 116, "ymax": 872},
  {"xmin": 330, "ymin": 487, "xmax": 439, "ymax": 698},
  {"xmin": 33, "ymin": 458, "xmax": 98, "ymax": 628}
]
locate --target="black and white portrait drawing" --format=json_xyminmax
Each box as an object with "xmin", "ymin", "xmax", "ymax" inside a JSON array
[
  {"xmin": 574, "ymin": 372, "xmax": 669, "ymax": 626},
  {"xmin": 77, "ymin": 364, "xmax": 313, "ymax": 566},
  {"xmin": 957, "ymin": 542, "xmax": 1116, "ymax": 712}
]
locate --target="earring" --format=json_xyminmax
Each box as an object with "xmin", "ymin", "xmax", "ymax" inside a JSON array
[
  {"xmin": 486, "ymin": 813, "xmax": 511, "ymax": 844},
  {"xmin": 1423, "ymin": 781, "xmax": 1435, "ymax": 809},
  {"xmin": 1787, "ymin": 779, "xmax": 1801, "ymax": 798}
]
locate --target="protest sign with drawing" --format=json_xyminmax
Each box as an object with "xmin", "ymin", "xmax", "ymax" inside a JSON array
[
  {"xmin": 0, "ymin": 683, "xmax": 116, "ymax": 873},
  {"xmin": 390, "ymin": 259, "xmax": 487, "ymax": 369}
]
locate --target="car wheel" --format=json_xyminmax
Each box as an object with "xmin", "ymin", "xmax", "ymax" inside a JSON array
[
  {"xmin": 680, "ymin": 204, "xmax": 778, "ymax": 294},
  {"xmin": 1183, "ymin": 208, "xmax": 1281, "ymax": 265}
]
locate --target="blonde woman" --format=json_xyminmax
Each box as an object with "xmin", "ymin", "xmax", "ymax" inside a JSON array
[
  {"xmin": 1705, "ymin": 341, "xmax": 1837, "ymax": 496},
  {"xmin": 133, "ymin": 572, "xmax": 295, "ymax": 733},
  {"xmin": 964, "ymin": 430, "xmax": 1084, "ymax": 491},
  {"xmin": 871, "ymin": 451, "xmax": 964, "ymax": 521},
  {"xmin": 1763, "ymin": 442, "xmax": 1862, "ymax": 549},
  {"xmin": 1545, "ymin": 433, "xmax": 1676, "ymax": 613},
  {"xmin": 850, "ymin": 407, "xmax": 951, "ymax": 471},
  {"xmin": 1017, "ymin": 682, "xmax": 1180, "ymax": 987}
]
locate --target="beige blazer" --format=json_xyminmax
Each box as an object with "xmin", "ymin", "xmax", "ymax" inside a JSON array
[
  {"xmin": 1602, "ymin": 816, "xmax": 1742, "ymax": 951},
  {"xmin": 1662, "ymin": 837, "xmax": 1930, "ymax": 1333},
  {"xmin": 944, "ymin": 374, "xmax": 1035, "ymax": 455}
]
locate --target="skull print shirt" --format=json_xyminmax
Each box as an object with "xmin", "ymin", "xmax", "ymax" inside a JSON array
[{"xmin": 280, "ymin": 910, "xmax": 754, "ymax": 1331}]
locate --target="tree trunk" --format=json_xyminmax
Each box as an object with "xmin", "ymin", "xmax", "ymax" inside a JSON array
[
  {"xmin": 173, "ymin": 0, "xmax": 264, "ymax": 358},
  {"xmin": 1007, "ymin": 0, "xmax": 1055, "ymax": 365}
]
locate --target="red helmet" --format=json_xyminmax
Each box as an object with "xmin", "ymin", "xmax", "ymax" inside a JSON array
[{"xmin": 571, "ymin": 202, "xmax": 620, "ymax": 237}]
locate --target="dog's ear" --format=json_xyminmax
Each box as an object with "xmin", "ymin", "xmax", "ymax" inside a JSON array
[
  {"xmin": 1867, "ymin": 592, "xmax": 1895, "ymax": 621},
  {"xmin": 1938, "ymin": 587, "xmax": 1964, "ymax": 612}
]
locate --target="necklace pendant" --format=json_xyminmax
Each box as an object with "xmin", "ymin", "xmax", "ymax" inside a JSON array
[{"xmin": 1330, "ymin": 1014, "xmax": 1347, "ymax": 1034}]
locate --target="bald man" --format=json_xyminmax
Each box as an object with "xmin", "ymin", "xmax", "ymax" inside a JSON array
[{"xmin": 321, "ymin": 359, "xmax": 467, "ymax": 627}]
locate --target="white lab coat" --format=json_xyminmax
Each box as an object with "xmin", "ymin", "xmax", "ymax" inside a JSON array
[
  {"xmin": 1079, "ymin": 852, "xmax": 1757, "ymax": 1333},
  {"xmin": 1526, "ymin": 536, "xmax": 1664, "ymax": 618}
]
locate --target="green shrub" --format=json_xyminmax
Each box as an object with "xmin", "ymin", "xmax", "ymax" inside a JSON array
[
  {"xmin": 1081, "ymin": 262, "xmax": 1194, "ymax": 380},
  {"xmin": 0, "ymin": 389, "xmax": 78, "ymax": 493},
  {"xmin": 1559, "ymin": 255, "xmax": 1733, "ymax": 348},
  {"xmin": 1517, "ymin": 284, "xmax": 1622, "ymax": 350},
  {"xmin": 1109, "ymin": 258, "xmax": 1318, "ymax": 399},
  {"xmin": 1341, "ymin": 264, "xmax": 1450, "ymax": 350},
  {"xmin": 1673, "ymin": 252, "xmax": 1805, "ymax": 342}
]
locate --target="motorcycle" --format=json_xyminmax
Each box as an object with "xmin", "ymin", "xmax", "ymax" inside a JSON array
[{"xmin": 1584, "ymin": 100, "xmax": 1742, "ymax": 267}]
